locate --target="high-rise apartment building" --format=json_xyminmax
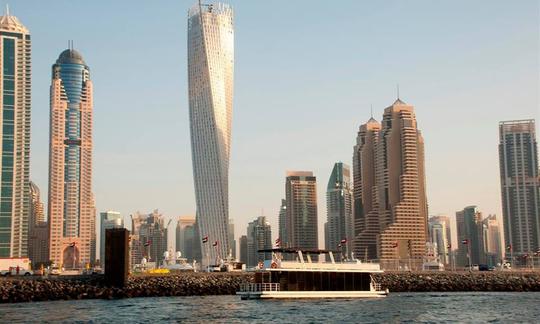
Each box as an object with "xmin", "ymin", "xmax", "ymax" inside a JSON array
[
  {"xmin": 353, "ymin": 117, "xmax": 381, "ymax": 260},
  {"xmin": 0, "ymin": 10, "xmax": 31, "ymax": 258},
  {"xmin": 498, "ymin": 120, "xmax": 540, "ymax": 258},
  {"xmin": 188, "ymin": 2, "xmax": 234, "ymax": 266},
  {"xmin": 353, "ymin": 99, "xmax": 428, "ymax": 269},
  {"xmin": 278, "ymin": 199, "xmax": 287, "ymax": 246},
  {"xmin": 28, "ymin": 182, "xmax": 48, "ymax": 266},
  {"xmin": 325, "ymin": 162, "xmax": 353, "ymax": 255},
  {"xmin": 228, "ymin": 218, "xmax": 236, "ymax": 258},
  {"xmin": 456, "ymin": 206, "xmax": 484, "ymax": 266},
  {"xmin": 428, "ymin": 215, "xmax": 452, "ymax": 265},
  {"xmin": 482, "ymin": 214, "xmax": 502, "ymax": 266},
  {"xmin": 130, "ymin": 210, "xmax": 168, "ymax": 266},
  {"xmin": 239, "ymin": 235, "xmax": 247, "ymax": 265},
  {"xmin": 246, "ymin": 216, "xmax": 272, "ymax": 267},
  {"xmin": 176, "ymin": 216, "xmax": 196, "ymax": 261},
  {"xmin": 377, "ymin": 99, "xmax": 428, "ymax": 268},
  {"xmin": 48, "ymin": 47, "xmax": 95, "ymax": 269},
  {"xmin": 99, "ymin": 211, "xmax": 123, "ymax": 266},
  {"xmin": 283, "ymin": 171, "xmax": 318, "ymax": 252}
]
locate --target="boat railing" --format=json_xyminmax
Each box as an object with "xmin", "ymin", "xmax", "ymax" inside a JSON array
[{"xmin": 240, "ymin": 283, "xmax": 280, "ymax": 292}]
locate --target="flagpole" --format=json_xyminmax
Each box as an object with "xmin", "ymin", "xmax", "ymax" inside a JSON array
[{"xmin": 206, "ymin": 243, "xmax": 209, "ymax": 271}]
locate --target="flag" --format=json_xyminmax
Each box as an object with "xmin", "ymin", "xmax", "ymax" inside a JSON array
[
  {"xmin": 212, "ymin": 241, "xmax": 218, "ymax": 247},
  {"xmin": 144, "ymin": 240, "xmax": 151, "ymax": 247},
  {"xmin": 461, "ymin": 239, "xmax": 469, "ymax": 245},
  {"xmin": 338, "ymin": 243, "xmax": 342, "ymax": 248},
  {"xmin": 506, "ymin": 244, "xmax": 512, "ymax": 251},
  {"xmin": 69, "ymin": 242, "xmax": 76, "ymax": 247},
  {"xmin": 340, "ymin": 239, "xmax": 347, "ymax": 244},
  {"xmin": 447, "ymin": 243, "xmax": 452, "ymax": 249},
  {"xmin": 202, "ymin": 236, "xmax": 208, "ymax": 243},
  {"xmin": 275, "ymin": 238, "xmax": 281, "ymax": 247},
  {"xmin": 391, "ymin": 241, "xmax": 398, "ymax": 248}
]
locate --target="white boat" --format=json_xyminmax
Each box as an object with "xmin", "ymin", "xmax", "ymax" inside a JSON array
[
  {"xmin": 237, "ymin": 248, "xmax": 388, "ymax": 299},
  {"xmin": 161, "ymin": 251, "xmax": 194, "ymax": 272}
]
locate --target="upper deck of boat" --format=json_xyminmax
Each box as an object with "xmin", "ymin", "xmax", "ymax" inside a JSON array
[{"xmin": 256, "ymin": 248, "xmax": 383, "ymax": 273}]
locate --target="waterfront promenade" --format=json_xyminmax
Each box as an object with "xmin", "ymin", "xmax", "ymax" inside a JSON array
[{"xmin": 1, "ymin": 271, "xmax": 539, "ymax": 303}]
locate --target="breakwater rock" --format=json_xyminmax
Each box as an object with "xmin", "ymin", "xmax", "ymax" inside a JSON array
[
  {"xmin": 1, "ymin": 271, "xmax": 540, "ymax": 303},
  {"xmin": 0, "ymin": 272, "xmax": 253, "ymax": 303},
  {"xmin": 373, "ymin": 271, "xmax": 540, "ymax": 292}
]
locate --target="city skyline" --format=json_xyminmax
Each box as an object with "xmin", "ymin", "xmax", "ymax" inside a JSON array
[{"xmin": 4, "ymin": 1, "xmax": 539, "ymax": 250}]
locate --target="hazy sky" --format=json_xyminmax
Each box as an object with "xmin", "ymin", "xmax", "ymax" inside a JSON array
[{"xmin": 9, "ymin": 0, "xmax": 540, "ymax": 251}]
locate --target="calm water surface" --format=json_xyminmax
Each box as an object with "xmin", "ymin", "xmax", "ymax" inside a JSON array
[{"xmin": 1, "ymin": 292, "xmax": 539, "ymax": 323}]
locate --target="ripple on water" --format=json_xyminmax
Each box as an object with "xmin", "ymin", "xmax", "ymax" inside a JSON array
[{"xmin": 0, "ymin": 292, "xmax": 539, "ymax": 323}]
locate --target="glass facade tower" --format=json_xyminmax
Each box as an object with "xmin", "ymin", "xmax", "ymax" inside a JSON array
[
  {"xmin": 325, "ymin": 162, "xmax": 353, "ymax": 255},
  {"xmin": 0, "ymin": 12, "xmax": 31, "ymax": 257},
  {"xmin": 188, "ymin": 2, "xmax": 234, "ymax": 265},
  {"xmin": 48, "ymin": 48, "xmax": 95, "ymax": 269},
  {"xmin": 499, "ymin": 120, "xmax": 540, "ymax": 258}
]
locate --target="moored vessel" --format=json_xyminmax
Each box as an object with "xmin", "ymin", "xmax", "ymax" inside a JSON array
[{"xmin": 237, "ymin": 248, "xmax": 388, "ymax": 299}]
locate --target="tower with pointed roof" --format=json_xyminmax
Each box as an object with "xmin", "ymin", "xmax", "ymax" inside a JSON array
[
  {"xmin": 376, "ymin": 98, "xmax": 428, "ymax": 269},
  {"xmin": 352, "ymin": 98, "xmax": 428, "ymax": 268},
  {"xmin": 353, "ymin": 116, "xmax": 381, "ymax": 260},
  {"xmin": 325, "ymin": 162, "xmax": 353, "ymax": 256},
  {"xmin": 48, "ymin": 47, "xmax": 95, "ymax": 269},
  {"xmin": 0, "ymin": 8, "xmax": 31, "ymax": 258}
]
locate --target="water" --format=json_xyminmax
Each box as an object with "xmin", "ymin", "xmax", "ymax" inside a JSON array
[{"xmin": 1, "ymin": 292, "xmax": 539, "ymax": 323}]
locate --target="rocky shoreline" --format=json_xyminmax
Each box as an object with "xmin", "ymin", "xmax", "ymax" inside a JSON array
[
  {"xmin": 373, "ymin": 271, "xmax": 540, "ymax": 292},
  {"xmin": 1, "ymin": 271, "xmax": 539, "ymax": 303}
]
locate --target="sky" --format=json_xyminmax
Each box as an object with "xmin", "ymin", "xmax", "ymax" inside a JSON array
[{"xmin": 7, "ymin": 0, "xmax": 540, "ymax": 253}]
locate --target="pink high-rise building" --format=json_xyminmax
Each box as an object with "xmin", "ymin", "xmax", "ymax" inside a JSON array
[{"xmin": 48, "ymin": 47, "xmax": 95, "ymax": 269}]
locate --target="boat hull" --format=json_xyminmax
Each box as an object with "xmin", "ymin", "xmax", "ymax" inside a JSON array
[{"xmin": 237, "ymin": 290, "xmax": 388, "ymax": 300}]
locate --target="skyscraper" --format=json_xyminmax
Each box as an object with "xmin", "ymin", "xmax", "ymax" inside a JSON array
[
  {"xmin": 482, "ymin": 214, "xmax": 502, "ymax": 266},
  {"xmin": 428, "ymin": 215, "xmax": 452, "ymax": 265},
  {"xmin": 246, "ymin": 216, "xmax": 272, "ymax": 267},
  {"xmin": 239, "ymin": 235, "xmax": 247, "ymax": 265},
  {"xmin": 99, "ymin": 211, "xmax": 123, "ymax": 266},
  {"xmin": 278, "ymin": 199, "xmax": 287, "ymax": 246},
  {"xmin": 352, "ymin": 117, "xmax": 381, "ymax": 260},
  {"xmin": 48, "ymin": 46, "xmax": 95, "ymax": 269},
  {"xmin": 498, "ymin": 120, "xmax": 540, "ymax": 258},
  {"xmin": 283, "ymin": 171, "xmax": 318, "ymax": 252},
  {"xmin": 456, "ymin": 206, "xmax": 484, "ymax": 266},
  {"xmin": 176, "ymin": 216, "xmax": 196, "ymax": 260},
  {"xmin": 325, "ymin": 162, "xmax": 353, "ymax": 255},
  {"xmin": 377, "ymin": 99, "xmax": 428, "ymax": 269},
  {"xmin": 28, "ymin": 182, "xmax": 48, "ymax": 266},
  {"xmin": 0, "ymin": 10, "xmax": 31, "ymax": 258},
  {"xmin": 187, "ymin": 2, "xmax": 234, "ymax": 266},
  {"xmin": 228, "ymin": 218, "xmax": 236, "ymax": 258},
  {"xmin": 353, "ymin": 99, "xmax": 428, "ymax": 269}
]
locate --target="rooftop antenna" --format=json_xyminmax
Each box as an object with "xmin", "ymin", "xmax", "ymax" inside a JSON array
[
  {"xmin": 370, "ymin": 104, "xmax": 373, "ymax": 119},
  {"xmin": 396, "ymin": 83, "xmax": 400, "ymax": 99}
]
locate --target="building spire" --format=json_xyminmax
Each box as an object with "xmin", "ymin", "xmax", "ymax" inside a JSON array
[
  {"xmin": 396, "ymin": 83, "xmax": 400, "ymax": 100},
  {"xmin": 370, "ymin": 104, "xmax": 373, "ymax": 118},
  {"xmin": 5, "ymin": 4, "xmax": 9, "ymax": 16}
]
